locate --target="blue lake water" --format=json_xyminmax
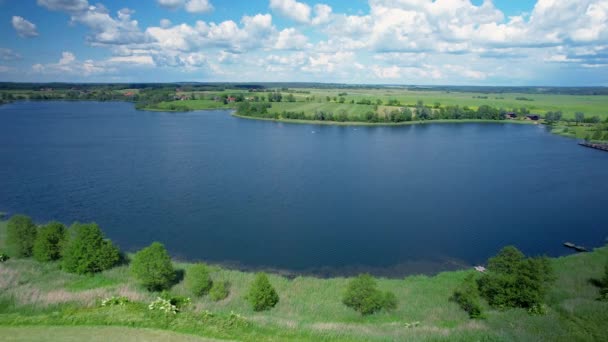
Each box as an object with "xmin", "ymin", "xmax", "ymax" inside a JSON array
[{"xmin": 1, "ymin": 101, "xmax": 607, "ymax": 276}]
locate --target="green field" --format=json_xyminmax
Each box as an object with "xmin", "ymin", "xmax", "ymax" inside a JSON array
[
  {"xmin": 142, "ymin": 88, "xmax": 608, "ymax": 120},
  {"xmin": 1, "ymin": 221, "xmax": 607, "ymax": 341},
  {"xmin": 292, "ymin": 88, "xmax": 608, "ymax": 119}
]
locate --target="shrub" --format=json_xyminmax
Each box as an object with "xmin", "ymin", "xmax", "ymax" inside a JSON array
[
  {"xmin": 451, "ymin": 274, "xmax": 483, "ymax": 319},
  {"xmin": 246, "ymin": 273, "xmax": 279, "ymax": 311},
  {"xmin": 6, "ymin": 214, "xmax": 37, "ymax": 257},
  {"xmin": 210, "ymin": 281, "xmax": 230, "ymax": 301},
  {"xmin": 0, "ymin": 253, "xmax": 9, "ymax": 262},
  {"xmin": 33, "ymin": 221, "xmax": 66, "ymax": 262},
  {"xmin": 101, "ymin": 296, "xmax": 129, "ymax": 307},
  {"xmin": 148, "ymin": 297, "xmax": 179, "ymax": 315},
  {"xmin": 131, "ymin": 242, "xmax": 175, "ymax": 291},
  {"xmin": 186, "ymin": 263, "xmax": 213, "ymax": 297},
  {"xmin": 61, "ymin": 223, "xmax": 120, "ymax": 274},
  {"xmin": 343, "ymin": 274, "xmax": 398, "ymax": 315},
  {"xmin": 478, "ymin": 246, "xmax": 554, "ymax": 311}
]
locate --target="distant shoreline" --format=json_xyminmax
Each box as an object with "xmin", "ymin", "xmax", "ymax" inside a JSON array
[{"xmin": 232, "ymin": 113, "xmax": 536, "ymax": 127}]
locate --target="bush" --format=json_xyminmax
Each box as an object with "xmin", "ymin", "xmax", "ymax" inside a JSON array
[
  {"xmin": 61, "ymin": 223, "xmax": 120, "ymax": 274},
  {"xmin": 131, "ymin": 242, "xmax": 175, "ymax": 291},
  {"xmin": 0, "ymin": 252, "xmax": 9, "ymax": 262},
  {"xmin": 186, "ymin": 263, "xmax": 213, "ymax": 297},
  {"xmin": 451, "ymin": 274, "xmax": 483, "ymax": 319},
  {"xmin": 600, "ymin": 262, "xmax": 608, "ymax": 301},
  {"xmin": 210, "ymin": 281, "xmax": 230, "ymax": 301},
  {"xmin": 246, "ymin": 273, "xmax": 279, "ymax": 311},
  {"xmin": 342, "ymin": 274, "xmax": 398, "ymax": 315},
  {"xmin": 478, "ymin": 246, "xmax": 554, "ymax": 311},
  {"xmin": 6, "ymin": 214, "xmax": 37, "ymax": 258},
  {"xmin": 33, "ymin": 221, "xmax": 66, "ymax": 262}
]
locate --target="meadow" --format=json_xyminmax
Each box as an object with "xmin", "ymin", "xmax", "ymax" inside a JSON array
[
  {"xmin": 167, "ymin": 88, "xmax": 608, "ymax": 120},
  {"xmin": 1, "ymin": 220, "xmax": 607, "ymax": 341}
]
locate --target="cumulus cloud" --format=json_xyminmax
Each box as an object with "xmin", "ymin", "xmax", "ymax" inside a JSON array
[
  {"xmin": 270, "ymin": 0, "xmax": 311, "ymax": 24},
  {"xmin": 185, "ymin": 0, "xmax": 213, "ymax": 13},
  {"xmin": 157, "ymin": 0, "xmax": 213, "ymax": 13},
  {"xmin": 37, "ymin": 0, "xmax": 88, "ymax": 13},
  {"xmin": 12, "ymin": 16, "xmax": 39, "ymax": 38},
  {"xmin": 0, "ymin": 48, "xmax": 21, "ymax": 61},
  {"xmin": 33, "ymin": 51, "xmax": 109, "ymax": 75},
  {"xmin": 157, "ymin": 0, "xmax": 183, "ymax": 9},
  {"xmin": 29, "ymin": 0, "xmax": 608, "ymax": 83}
]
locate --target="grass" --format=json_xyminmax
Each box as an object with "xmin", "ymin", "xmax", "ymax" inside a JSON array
[
  {"xmin": 0, "ymin": 326, "xmax": 220, "ymax": 341},
  {"xmin": 1, "ymin": 220, "xmax": 607, "ymax": 340}
]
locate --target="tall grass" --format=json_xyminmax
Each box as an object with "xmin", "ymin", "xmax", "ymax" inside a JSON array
[{"xmin": 0, "ymin": 219, "xmax": 607, "ymax": 341}]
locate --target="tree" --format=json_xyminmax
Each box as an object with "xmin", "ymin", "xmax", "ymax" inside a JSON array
[
  {"xmin": 186, "ymin": 263, "xmax": 213, "ymax": 296},
  {"xmin": 33, "ymin": 221, "xmax": 66, "ymax": 262},
  {"xmin": 451, "ymin": 274, "xmax": 483, "ymax": 319},
  {"xmin": 575, "ymin": 112, "xmax": 585, "ymax": 125},
  {"xmin": 478, "ymin": 246, "xmax": 554, "ymax": 312},
  {"xmin": 342, "ymin": 274, "xmax": 397, "ymax": 315},
  {"xmin": 286, "ymin": 93, "xmax": 296, "ymax": 102},
  {"xmin": 210, "ymin": 281, "xmax": 230, "ymax": 301},
  {"xmin": 131, "ymin": 242, "xmax": 175, "ymax": 291},
  {"xmin": 246, "ymin": 272, "xmax": 279, "ymax": 311},
  {"xmin": 6, "ymin": 214, "xmax": 37, "ymax": 258},
  {"xmin": 62, "ymin": 223, "xmax": 120, "ymax": 274}
]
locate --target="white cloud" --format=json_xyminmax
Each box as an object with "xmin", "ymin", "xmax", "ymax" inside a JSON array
[
  {"xmin": 37, "ymin": 0, "xmax": 89, "ymax": 13},
  {"xmin": 0, "ymin": 48, "xmax": 21, "ymax": 61},
  {"xmin": 269, "ymin": 0, "xmax": 311, "ymax": 24},
  {"xmin": 32, "ymin": 51, "xmax": 109, "ymax": 75},
  {"xmin": 157, "ymin": 0, "xmax": 213, "ymax": 13},
  {"xmin": 275, "ymin": 28, "xmax": 310, "ymax": 50},
  {"xmin": 107, "ymin": 55, "xmax": 155, "ymax": 65},
  {"xmin": 185, "ymin": 0, "xmax": 213, "ymax": 13},
  {"xmin": 12, "ymin": 16, "xmax": 39, "ymax": 38},
  {"xmin": 312, "ymin": 4, "xmax": 332, "ymax": 25},
  {"xmin": 157, "ymin": 0, "xmax": 183, "ymax": 10}
]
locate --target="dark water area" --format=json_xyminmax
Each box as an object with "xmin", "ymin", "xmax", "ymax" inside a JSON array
[{"xmin": 1, "ymin": 101, "xmax": 607, "ymax": 277}]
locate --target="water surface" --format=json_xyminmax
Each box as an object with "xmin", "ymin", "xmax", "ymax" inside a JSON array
[{"xmin": 1, "ymin": 101, "xmax": 607, "ymax": 276}]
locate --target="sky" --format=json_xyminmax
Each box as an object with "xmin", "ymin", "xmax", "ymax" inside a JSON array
[{"xmin": 1, "ymin": 0, "xmax": 607, "ymax": 85}]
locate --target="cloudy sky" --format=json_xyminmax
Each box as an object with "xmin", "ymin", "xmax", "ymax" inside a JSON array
[{"xmin": 1, "ymin": 0, "xmax": 607, "ymax": 85}]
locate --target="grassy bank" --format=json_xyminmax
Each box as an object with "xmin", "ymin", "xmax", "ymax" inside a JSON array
[{"xmin": 0, "ymin": 220, "xmax": 607, "ymax": 341}]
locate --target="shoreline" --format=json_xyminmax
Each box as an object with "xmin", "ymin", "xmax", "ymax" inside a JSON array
[{"xmin": 231, "ymin": 113, "xmax": 536, "ymax": 127}]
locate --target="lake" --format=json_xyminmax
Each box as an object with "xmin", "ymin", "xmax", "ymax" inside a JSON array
[{"xmin": 1, "ymin": 101, "xmax": 607, "ymax": 276}]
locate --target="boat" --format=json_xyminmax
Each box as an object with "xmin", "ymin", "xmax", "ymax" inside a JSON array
[{"xmin": 563, "ymin": 242, "xmax": 588, "ymax": 252}]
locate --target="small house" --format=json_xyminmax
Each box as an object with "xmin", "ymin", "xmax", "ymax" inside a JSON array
[
  {"xmin": 506, "ymin": 112, "xmax": 516, "ymax": 119},
  {"xmin": 526, "ymin": 115, "xmax": 540, "ymax": 121},
  {"xmin": 227, "ymin": 96, "xmax": 236, "ymax": 103}
]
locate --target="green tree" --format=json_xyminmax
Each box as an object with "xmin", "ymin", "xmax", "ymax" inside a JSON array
[
  {"xmin": 186, "ymin": 263, "xmax": 213, "ymax": 296},
  {"xmin": 6, "ymin": 214, "xmax": 37, "ymax": 258},
  {"xmin": 246, "ymin": 272, "xmax": 279, "ymax": 311},
  {"xmin": 451, "ymin": 274, "xmax": 483, "ymax": 318},
  {"xmin": 210, "ymin": 281, "xmax": 230, "ymax": 301},
  {"xmin": 574, "ymin": 112, "xmax": 585, "ymax": 125},
  {"xmin": 33, "ymin": 221, "xmax": 66, "ymax": 262},
  {"xmin": 478, "ymin": 246, "xmax": 554, "ymax": 311},
  {"xmin": 342, "ymin": 274, "xmax": 397, "ymax": 315},
  {"xmin": 61, "ymin": 223, "xmax": 120, "ymax": 274},
  {"xmin": 131, "ymin": 242, "xmax": 175, "ymax": 291}
]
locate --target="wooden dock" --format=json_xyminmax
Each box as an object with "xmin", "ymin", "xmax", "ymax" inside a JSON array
[{"xmin": 579, "ymin": 142, "xmax": 608, "ymax": 152}]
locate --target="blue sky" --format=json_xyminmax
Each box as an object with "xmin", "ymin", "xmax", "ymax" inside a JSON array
[{"xmin": 1, "ymin": 0, "xmax": 607, "ymax": 85}]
